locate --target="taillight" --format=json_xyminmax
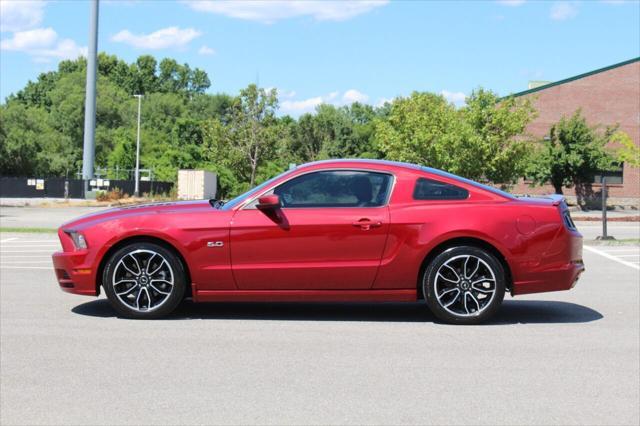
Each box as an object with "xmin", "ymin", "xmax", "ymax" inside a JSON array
[{"xmin": 562, "ymin": 210, "xmax": 576, "ymax": 230}]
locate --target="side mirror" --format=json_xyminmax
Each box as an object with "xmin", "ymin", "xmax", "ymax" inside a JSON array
[{"xmin": 256, "ymin": 194, "xmax": 281, "ymax": 211}]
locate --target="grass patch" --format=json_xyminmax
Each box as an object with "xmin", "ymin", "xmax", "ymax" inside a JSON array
[{"xmin": 0, "ymin": 227, "xmax": 57, "ymax": 234}]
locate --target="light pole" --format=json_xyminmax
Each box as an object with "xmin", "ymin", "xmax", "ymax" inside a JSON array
[
  {"xmin": 81, "ymin": 0, "xmax": 99, "ymax": 196},
  {"xmin": 133, "ymin": 94, "xmax": 143, "ymax": 197}
]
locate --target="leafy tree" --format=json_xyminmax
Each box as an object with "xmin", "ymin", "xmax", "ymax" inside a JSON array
[
  {"xmin": 462, "ymin": 89, "xmax": 536, "ymax": 184},
  {"xmin": 2, "ymin": 52, "xmax": 546, "ymax": 200},
  {"xmin": 292, "ymin": 103, "xmax": 381, "ymax": 162},
  {"xmin": 527, "ymin": 110, "xmax": 618, "ymax": 196},
  {"xmin": 227, "ymin": 84, "xmax": 279, "ymax": 187},
  {"xmin": 107, "ymin": 128, "xmax": 137, "ymax": 176},
  {"xmin": 0, "ymin": 103, "xmax": 73, "ymax": 176},
  {"xmin": 187, "ymin": 93, "xmax": 233, "ymax": 121},
  {"xmin": 133, "ymin": 55, "xmax": 158, "ymax": 94},
  {"xmin": 190, "ymin": 69, "xmax": 211, "ymax": 94},
  {"xmin": 373, "ymin": 90, "xmax": 535, "ymax": 184},
  {"xmin": 612, "ymin": 131, "xmax": 639, "ymax": 168},
  {"xmin": 373, "ymin": 92, "xmax": 467, "ymax": 173}
]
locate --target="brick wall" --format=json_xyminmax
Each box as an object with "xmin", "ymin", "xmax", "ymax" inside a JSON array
[{"xmin": 511, "ymin": 59, "xmax": 639, "ymax": 208}]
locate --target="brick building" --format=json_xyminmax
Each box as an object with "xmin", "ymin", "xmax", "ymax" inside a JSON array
[{"xmin": 510, "ymin": 57, "xmax": 639, "ymax": 208}]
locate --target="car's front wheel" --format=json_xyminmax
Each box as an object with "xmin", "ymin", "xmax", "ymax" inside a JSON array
[
  {"xmin": 423, "ymin": 246, "xmax": 505, "ymax": 325},
  {"xmin": 103, "ymin": 242, "xmax": 186, "ymax": 319}
]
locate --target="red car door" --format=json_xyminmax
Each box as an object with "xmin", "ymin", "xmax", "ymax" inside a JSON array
[{"xmin": 229, "ymin": 170, "xmax": 392, "ymax": 290}]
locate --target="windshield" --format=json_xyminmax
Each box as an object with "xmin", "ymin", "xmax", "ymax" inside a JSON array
[
  {"xmin": 219, "ymin": 169, "xmax": 295, "ymax": 210},
  {"xmin": 421, "ymin": 167, "xmax": 516, "ymax": 200}
]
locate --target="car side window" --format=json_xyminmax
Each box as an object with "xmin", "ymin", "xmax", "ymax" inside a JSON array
[
  {"xmin": 413, "ymin": 177, "xmax": 469, "ymax": 200},
  {"xmin": 274, "ymin": 170, "xmax": 392, "ymax": 208}
]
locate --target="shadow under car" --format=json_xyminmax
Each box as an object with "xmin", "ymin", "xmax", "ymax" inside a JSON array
[{"xmin": 71, "ymin": 299, "xmax": 603, "ymax": 325}]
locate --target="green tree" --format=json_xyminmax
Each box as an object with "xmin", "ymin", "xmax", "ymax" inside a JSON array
[
  {"xmin": 527, "ymin": 110, "xmax": 618, "ymax": 196},
  {"xmin": 107, "ymin": 128, "xmax": 137, "ymax": 175},
  {"xmin": 613, "ymin": 131, "xmax": 639, "ymax": 168},
  {"xmin": 373, "ymin": 92, "xmax": 466, "ymax": 173},
  {"xmin": 373, "ymin": 90, "xmax": 535, "ymax": 184},
  {"xmin": 292, "ymin": 103, "xmax": 381, "ymax": 162},
  {"xmin": 0, "ymin": 103, "xmax": 74, "ymax": 176},
  {"xmin": 227, "ymin": 84, "xmax": 279, "ymax": 186},
  {"xmin": 462, "ymin": 89, "xmax": 536, "ymax": 184},
  {"xmin": 2, "ymin": 53, "xmax": 217, "ymax": 185},
  {"xmin": 133, "ymin": 55, "xmax": 158, "ymax": 94}
]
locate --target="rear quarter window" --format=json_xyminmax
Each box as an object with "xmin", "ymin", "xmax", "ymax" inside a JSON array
[{"xmin": 413, "ymin": 178, "xmax": 469, "ymax": 200}]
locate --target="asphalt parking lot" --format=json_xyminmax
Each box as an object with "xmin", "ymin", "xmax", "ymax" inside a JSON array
[{"xmin": 1, "ymin": 222, "xmax": 639, "ymax": 425}]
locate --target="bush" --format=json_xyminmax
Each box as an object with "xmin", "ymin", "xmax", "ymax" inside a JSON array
[{"xmin": 96, "ymin": 187, "xmax": 126, "ymax": 202}]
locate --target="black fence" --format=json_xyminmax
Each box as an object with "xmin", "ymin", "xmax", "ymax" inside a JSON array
[{"xmin": 0, "ymin": 177, "xmax": 173, "ymax": 199}]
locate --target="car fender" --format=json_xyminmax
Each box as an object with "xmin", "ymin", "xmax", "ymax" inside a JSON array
[{"xmin": 93, "ymin": 227, "xmax": 193, "ymax": 287}]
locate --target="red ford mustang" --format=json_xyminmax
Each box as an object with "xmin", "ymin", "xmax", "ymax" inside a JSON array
[{"xmin": 52, "ymin": 160, "xmax": 584, "ymax": 324}]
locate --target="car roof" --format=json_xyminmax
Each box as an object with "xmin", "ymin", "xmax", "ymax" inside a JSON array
[
  {"xmin": 296, "ymin": 158, "xmax": 423, "ymax": 171},
  {"xmin": 296, "ymin": 159, "xmax": 516, "ymax": 200}
]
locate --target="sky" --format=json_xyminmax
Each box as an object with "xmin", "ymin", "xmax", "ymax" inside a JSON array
[{"xmin": 1, "ymin": 0, "xmax": 639, "ymax": 115}]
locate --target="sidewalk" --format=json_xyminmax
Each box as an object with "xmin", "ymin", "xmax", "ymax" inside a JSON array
[
  {"xmin": 0, "ymin": 196, "xmax": 159, "ymax": 208},
  {"xmin": 571, "ymin": 209, "xmax": 639, "ymax": 222}
]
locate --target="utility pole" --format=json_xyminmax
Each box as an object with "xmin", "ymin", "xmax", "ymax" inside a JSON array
[
  {"xmin": 134, "ymin": 94, "xmax": 143, "ymax": 197},
  {"xmin": 81, "ymin": 0, "xmax": 99, "ymax": 197}
]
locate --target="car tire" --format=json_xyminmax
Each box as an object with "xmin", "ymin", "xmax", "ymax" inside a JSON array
[
  {"xmin": 103, "ymin": 242, "xmax": 186, "ymax": 319},
  {"xmin": 423, "ymin": 246, "xmax": 505, "ymax": 325}
]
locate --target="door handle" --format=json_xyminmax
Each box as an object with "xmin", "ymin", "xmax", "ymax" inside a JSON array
[{"xmin": 352, "ymin": 218, "xmax": 382, "ymax": 230}]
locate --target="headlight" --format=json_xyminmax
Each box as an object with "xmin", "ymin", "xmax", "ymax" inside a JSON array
[{"xmin": 68, "ymin": 231, "xmax": 88, "ymax": 249}]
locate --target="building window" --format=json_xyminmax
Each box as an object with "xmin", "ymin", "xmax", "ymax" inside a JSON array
[{"xmin": 593, "ymin": 163, "xmax": 624, "ymax": 185}]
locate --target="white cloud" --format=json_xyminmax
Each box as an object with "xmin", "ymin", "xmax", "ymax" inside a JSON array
[
  {"xmin": 0, "ymin": 27, "xmax": 56, "ymax": 50},
  {"xmin": 496, "ymin": 0, "xmax": 526, "ymax": 6},
  {"xmin": 375, "ymin": 97, "xmax": 393, "ymax": 107},
  {"xmin": 0, "ymin": 0, "xmax": 46, "ymax": 33},
  {"xmin": 280, "ymin": 89, "xmax": 370, "ymax": 114},
  {"xmin": 275, "ymin": 88, "xmax": 296, "ymax": 99},
  {"xmin": 198, "ymin": 45, "xmax": 216, "ymax": 55},
  {"xmin": 184, "ymin": 0, "xmax": 388, "ymax": 23},
  {"xmin": 112, "ymin": 26, "xmax": 201, "ymax": 49},
  {"xmin": 343, "ymin": 89, "xmax": 369, "ymax": 103},
  {"xmin": 441, "ymin": 90, "xmax": 467, "ymax": 107},
  {"xmin": 281, "ymin": 96, "xmax": 325, "ymax": 113},
  {"xmin": 0, "ymin": 27, "xmax": 86, "ymax": 61},
  {"xmin": 550, "ymin": 2, "xmax": 578, "ymax": 20}
]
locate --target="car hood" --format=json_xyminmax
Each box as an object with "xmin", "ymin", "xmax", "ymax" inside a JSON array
[{"xmin": 60, "ymin": 200, "xmax": 217, "ymax": 230}]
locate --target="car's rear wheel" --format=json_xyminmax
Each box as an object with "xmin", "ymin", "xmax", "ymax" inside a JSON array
[
  {"xmin": 423, "ymin": 246, "xmax": 505, "ymax": 325},
  {"xmin": 103, "ymin": 242, "xmax": 186, "ymax": 319}
]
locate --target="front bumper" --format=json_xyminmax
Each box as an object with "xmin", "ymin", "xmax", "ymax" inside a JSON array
[{"xmin": 52, "ymin": 251, "xmax": 97, "ymax": 296}]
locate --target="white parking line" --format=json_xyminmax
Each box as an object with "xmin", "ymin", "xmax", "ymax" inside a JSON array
[
  {"xmin": 0, "ymin": 238, "xmax": 18, "ymax": 243},
  {"xmin": 2, "ymin": 242, "xmax": 60, "ymax": 245},
  {"xmin": 1, "ymin": 240, "xmax": 58, "ymax": 243},
  {"xmin": 0, "ymin": 266, "xmax": 52, "ymax": 270},
  {"xmin": 1, "ymin": 247, "xmax": 59, "ymax": 249},
  {"xmin": 2, "ymin": 244, "xmax": 61, "ymax": 250},
  {"xmin": 0, "ymin": 251, "xmax": 58, "ymax": 253},
  {"xmin": 576, "ymin": 225, "xmax": 640, "ymax": 228},
  {"xmin": 584, "ymin": 246, "xmax": 640, "ymax": 270},
  {"xmin": 0, "ymin": 255, "xmax": 52, "ymax": 258}
]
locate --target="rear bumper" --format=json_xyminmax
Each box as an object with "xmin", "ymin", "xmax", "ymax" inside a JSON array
[
  {"xmin": 52, "ymin": 251, "xmax": 97, "ymax": 296},
  {"xmin": 512, "ymin": 260, "xmax": 585, "ymax": 295},
  {"xmin": 512, "ymin": 223, "xmax": 584, "ymax": 295}
]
